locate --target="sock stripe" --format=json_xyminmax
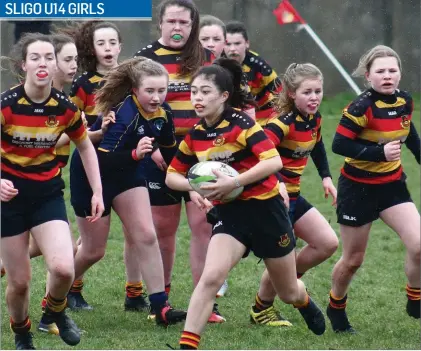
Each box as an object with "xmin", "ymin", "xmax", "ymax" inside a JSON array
[
  {"xmin": 329, "ymin": 290, "xmax": 348, "ymax": 309},
  {"xmin": 407, "ymin": 285, "xmax": 421, "ymax": 300},
  {"xmin": 293, "ymin": 293, "xmax": 310, "ymax": 309},
  {"xmin": 46, "ymin": 293, "xmax": 67, "ymax": 313},
  {"xmin": 254, "ymin": 294, "xmax": 273, "ymax": 311},
  {"xmin": 180, "ymin": 331, "xmax": 200, "ymax": 349},
  {"xmin": 126, "ymin": 282, "xmax": 144, "ymax": 298},
  {"xmin": 10, "ymin": 316, "xmax": 31, "ymax": 334},
  {"xmin": 70, "ymin": 279, "xmax": 84, "ymax": 293}
]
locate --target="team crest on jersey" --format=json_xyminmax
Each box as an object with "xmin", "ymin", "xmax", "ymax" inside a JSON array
[
  {"xmin": 311, "ymin": 129, "xmax": 317, "ymax": 139},
  {"xmin": 45, "ymin": 115, "xmax": 59, "ymax": 127},
  {"xmin": 154, "ymin": 119, "xmax": 164, "ymax": 131},
  {"xmin": 401, "ymin": 115, "xmax": 410, "ymax": 129},
  {"xmin": 278, "ymin": 233, "xmax": 290, "ymax": 248},
  {"xmin": 213, "ymin": 135, "xmax": 225, "ymax": 147}
]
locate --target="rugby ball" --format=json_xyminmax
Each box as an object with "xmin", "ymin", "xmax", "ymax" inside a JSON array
[{"xmin": 187, "ymin": 161, "xmax": 244, "ymax": 202}]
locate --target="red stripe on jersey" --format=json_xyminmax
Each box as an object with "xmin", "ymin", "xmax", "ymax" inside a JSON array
[
  {"xmin": 1, "ymin": 163, "xmax": 59, "ymax": 181},
  {"xmin": 174, "ymin": 118, "xmax": 200, "ymax": 130},
  {"xmin": 370, "ymin": 115, "xmax": 413, "ymax": 132},
  {"xmin": 3, "ymin": 111, "xmax": 71, "ymax": 128},
  {"xmin": 256, "ymin": 106, "xmax": 273, "ymax": 120},
  {"xmin": 336, "ymin": 124, "xmax": 357, "ymax": 139},
  {"xmin": 249, "ymin": 72, "xmax": 263, "ymax": 88},
  {"xmin": 281, "ymin": 156, "xmax": 308, "ymax": 168},
  {"xmin": 264, "ymin": 128, "xmax": 280, "ymax": 146},
  {"xmin": 341, "ymin": 166, "xmax": 403, "ymax": 184},
  {"xmin": 280, "ymin": 174, "xmax": 300, "ymax": 185},
  {"xmin": 166, "ymin": 91, "xmax": 191, "ymax": 101},
  {"xmin": 163, "ymin": 63, "xmax": 178, "ymax": 74},
  {"xmin": 75, "ymin": 87, "xmax": 87, "ymax": 105}
]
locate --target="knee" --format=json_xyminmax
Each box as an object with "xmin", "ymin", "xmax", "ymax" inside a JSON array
[
  {"xmin": 199, "ymin": 269, "xmax": 225, "ymax": 292},
  {"xmin": 8, "ymin": 275, "xmax": 31, "ymax": 295},
  {"xmin": 278, "ymin": 285, "xmax": 300, "ymax": 305},
  {"xmin": 82, "ymin": 247, "xmax": 106, "ymax": 265},
  {"xmin": 51, "ymin": 263, "xmax": 74, "ymax": 283},
  {"xmin": 409, "ymin": 244, "xmax": 420, "ymax": 263},
  {"xmin": 343, "ymin": 253, "xmax": 365, "ymax": 273},
  {"xmin": 324, "ymin": 234, "xmax": 339, "ymax": 257},
  {"xmin": 139, "ymin": 230, "xmax": 158, "ymax": 247}
]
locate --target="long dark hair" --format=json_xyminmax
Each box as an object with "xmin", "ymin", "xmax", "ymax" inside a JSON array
[
  {"xmin": 192, "ymin": 57, "xmax": 255, "ymax": 110},
  {"xmin": 57, "ymin": 21, "xmax": 122, "ymax": 72},
  {"xmin": 158, "ymin": 0, "xmax": 204, "ymax": 77}
]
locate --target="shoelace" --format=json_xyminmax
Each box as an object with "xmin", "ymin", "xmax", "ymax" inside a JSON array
[{"xmin": 265, "ymin": 307, "xmax": 279, "ymax": 321}]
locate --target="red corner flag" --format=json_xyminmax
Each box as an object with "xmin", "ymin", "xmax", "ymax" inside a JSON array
[{"xmin": 273, "ymin": 0, "xmax": 305, "ymax": 25}]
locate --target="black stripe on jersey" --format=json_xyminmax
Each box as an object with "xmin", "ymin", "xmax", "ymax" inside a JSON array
[
  {"xmin": 343, "ymin": 163, "xmax": 399, "ymax": 179},
  {"xmin": 176, "ymin": 150, "xmax": 198, "ymax": 167},
  {"xmin": 246, "ymin": 129, "xmax": 270, "ymax": 146},
  {"xmin": 1, "ymin": 156, "xmax": 58, "ymax": 174},
  {"xmin": 66, "ymin": 117, "xmax": 83, "ymax": 133},
  {"xmin": 280, "ymin": 169, "xmax": 301, "ymax": 179}
]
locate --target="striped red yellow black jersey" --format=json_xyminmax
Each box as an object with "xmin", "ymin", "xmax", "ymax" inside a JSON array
[
  {"xmin": 336, "ymin": 88, "xmax": 413, "ymax": 184},
  {"xmin": 168, "ymin": 107, "xmax": 280, "ymax": 201},
  {"xmin": 134, "ymin": 41, "xmax": 214, "ymax": 137},
  {"xmin": 242, "ymin": 50, "xmax": 281, "ymax": 125},
  {"xmin": 265, "ymin": 109, "xmax": 322, "ymax": 198},
  {"xmin": 1, "ymin": 85, "xmax": 87, "ymax": 181},
  {"xmin": 69, "ymin": 71, "xmax": 104, "ymax": 127},
  {"xmin": 55, "ymin": 90, "xmax": 71, "ymax": 168}
]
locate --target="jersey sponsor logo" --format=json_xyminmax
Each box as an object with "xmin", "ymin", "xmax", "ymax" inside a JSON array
[
  {"xmin": 34, "ymin": 108, "xmax": 44, "ymax": 113},
  {"xmin": 45, "ymin": 115, "xmax": 59, "ymax": 128},
  {"xmin": 148, "ymin": 182, "xmax": 162, "ymax": 190},
  {"xmin": 207, "ymin": 132, "xmax": 217, "ymax": 137},
  {"xmin": 388, "ymin": 111, "xmax": 397, "ymax": 116},
  {"xmin": 208, "ymin": 150, "xmax": 234, "ymax": 162},
  {"xmin": 342, "ymin": 214, "xmax": 357, "ymax": 221},
  {"xmin": 292, "ymin": 146, "xmax": 313, "ymax": 158}
]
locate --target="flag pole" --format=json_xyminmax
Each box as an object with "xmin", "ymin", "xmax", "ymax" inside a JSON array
[{"xmin": 297, "ymin": 24, "xmax": 362, "ymax": 95}]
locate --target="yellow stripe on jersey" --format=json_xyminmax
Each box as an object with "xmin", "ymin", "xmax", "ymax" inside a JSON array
[
  {"xmin": 281, "ymin": 138, "xmax": 317, "ymax": 152},
  {"xmin": 258, "ymin": 148, "xmax": 279, "ymax": 161},
  {"xmin": 155, "ymin": 48, "xmax": 181, "ymax": 56},
  {"xmin": 70, "ymin": 95, "xmax": 85, "ymax": 111},
  {"xmin": 178, "ymin": 139, "xmax": 195, "ymax": 156},
  {"xmin": 284, "ymin": 164, "xmax": 306, "ymax": 174},
  {"xmin": 236, "ymin": 123, "xmax": 262, "ymax": 146},
  {"xmin": 3, "ymin": 124, "xmax": 67, "ymax": 134},
  {"xmin": 345, "ymin": 158, "xmax": 401, "ymax": 173},
  {"xmin": 2, "ymin": 151, "xmax": 56, "ymax": 167},
  {"xmin": 45, "ymin": 98, "xmax": 59, "ymax": 107},
  {"xmin": 167, "ymin": 100, "xmax": 193, "ymax": 111},
  {"xmin": 269, "ymin": 118, "xmax": 290, "ymax": 137},
  {"xmin": 343, "ymin": 110, "xmax": 368, "ymax": 127},
  {"xmin": 374, "ymin": 97, "xmax": 406, "ymax": 108},
  {"xmin": 176, "ymin": 127, "xmax": 192, "ymax": 135},
  {"xmin": 285, "ymin": 183, "xmax": 299, "ymax": 194},
  {"xmin": 89, "ymin": 75, "xmax": 103, "ymax": 84},
  {"xmin": 17, "ymin": 97, "xmax": 30, "ymax": 105},
  {"xmin": 359, "ymin": 128, "xmax": 409, "ymax": 143},
  {"xmin": 168, "ymin": 74, "xmax": 190, "ymax": 83},
  {"xmin": 250, "ymin": 71, "xmax": 278, "ymax": 96}
]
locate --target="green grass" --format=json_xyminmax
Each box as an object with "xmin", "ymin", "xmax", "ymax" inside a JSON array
[{"xmin": 1, "ymin": 95, "xmax": 420, "ymax": 349}]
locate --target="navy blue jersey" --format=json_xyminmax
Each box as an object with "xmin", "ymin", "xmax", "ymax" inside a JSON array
[{"xmin": 98, "ymin": 94, "xmax": 177, "ymax": 169}]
